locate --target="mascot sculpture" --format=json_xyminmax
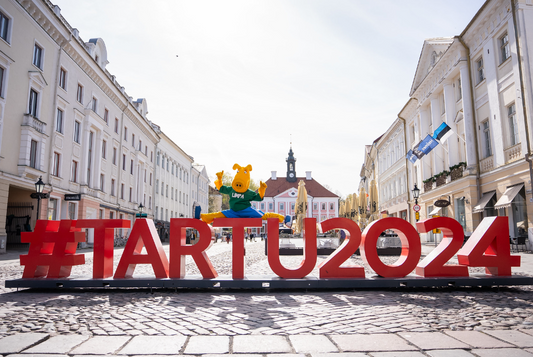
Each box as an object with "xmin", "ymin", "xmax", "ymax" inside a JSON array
[{"xmin": 198, "ymin": 164, "xmax": 285, "ymax": 224}]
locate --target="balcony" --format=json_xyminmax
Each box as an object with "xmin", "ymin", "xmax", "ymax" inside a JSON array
[
  {"xmin": 22, "ymin": 114, "xmax": 47, "ymax": 134},
  {"xmin": 505, "ymin": 144, "xmax": 522, "ymax": 164},
  {"xmin": 480, "ymin": 156, "xmax": 493, "ymax": 174}
]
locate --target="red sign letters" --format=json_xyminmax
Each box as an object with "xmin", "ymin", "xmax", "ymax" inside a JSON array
[{"xmin": 19, "ymin": 216, "xmax": 520, "ymax": 280}]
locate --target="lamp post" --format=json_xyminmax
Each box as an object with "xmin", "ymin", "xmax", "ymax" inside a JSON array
[
  {"xmin": 412, "ymin": 184, "xmax": 420, "ymax": 222},
  {"xmin": 136, "ymin": 203, "xmax": 147, "ymax": 218},
  {"xmin": 412, "ymin": 184, "xmax": 420, "ymax": 205},
  {"xmin": 34, "ymin": 176, "xmax": 46, "ymax": 221}
]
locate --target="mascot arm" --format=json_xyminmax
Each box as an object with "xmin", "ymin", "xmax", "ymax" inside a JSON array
[
  {"xmin": 258, "ymin": 181, "xmax": 267, "ymax": 199},
  {"xmin": 215, "ymin": 171, "xmax": 224, "ymax": 190}
]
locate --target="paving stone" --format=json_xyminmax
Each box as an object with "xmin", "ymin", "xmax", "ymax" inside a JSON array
[
  {"xmin": 484, "ymin": 330, "xmax": 533, "ymax": 348},
  {"xmin": 70, "ymin": 336, "xmax": 131, "ymax": 355},
  {"xmin": 233, "ymin": 335, "xmax": 291, "ymax": 353},
  {"xmin": 24, "ymin": 335, "xmax": 90, "ymax": 354},
  {"xmin": 398, "ymin": 332, "xmax": 469, "ymax": 350},
  {"xmin": 444, "ymin": 330, "xmax": 513, "ymax": 348},
  {"xmin": 426, "ymin": 350, "xmax": 476, "ymax": 357},
  {"xmin": 289, "ymin": 335, "xmax": 338, "ymax": 353},
  {"xmin": 184, "ymin": 336, "xmax": 229, "ymax": 354},
  {"xmin": 330, "ymin": 334, "xmax": 417, "ymax": 352},
  {"xmin": 471, "ymin": 348, "xmax": 533, "ymax": 357},
  {"xmin": 370, "ymin": 352, "xmax": 426, "ymax": 357},
  {"xmin": 310, "ymin": 354, "xmax": 367, "ymax": 357},
  {"xmin": 0, "ymin": 333, "xmax": 49, "ymax": 354},
  {"xmin": 117, "ymin": 336, "xmax": 187, "ymax": 355}
]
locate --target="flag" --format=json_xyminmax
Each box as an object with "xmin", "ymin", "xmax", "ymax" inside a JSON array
[
  {"xmin": 406, "ymin": 149, "xmax": 417, "ymax": 164},
  {"xmin": 412, "ymin": 140, "xmax": 425, "ymax": 159},
  {"xmin": 433, "ymin": 122, "xmax": 453, "ymax": 143},
  {"xmin": 419, "ymin": 134, "xmax": 439, "ymax": 155}
]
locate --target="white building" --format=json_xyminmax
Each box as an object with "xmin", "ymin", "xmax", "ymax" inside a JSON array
[
  {"xmin": 191, "ymin": 164, "xmax": 210, "ymax": 217},
  {"xmin": 376, "ymin": 118, "xmax": 409, "ymax": 221},
  {"xmin": 0, "ymin": 0, "xmax": 208, "ymax": 251}
]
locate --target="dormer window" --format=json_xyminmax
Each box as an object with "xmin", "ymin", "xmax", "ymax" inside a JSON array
[{"xmin": 95, "ymin": 54, "xmax": 99, "ymax": 63}]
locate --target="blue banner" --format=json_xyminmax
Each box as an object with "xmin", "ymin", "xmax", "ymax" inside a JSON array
[{"xmin": 419, "ymin": 134, "xmax": 439, "ymax": 155}]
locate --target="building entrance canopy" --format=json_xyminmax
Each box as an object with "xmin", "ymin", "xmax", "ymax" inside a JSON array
[
  {"xmin": 473, "ymin": 191, "xmax": 496, "ymax": 213},
  {"xmin": 495, "ymin": 184, "xmax": 524, "ymax": 210}
]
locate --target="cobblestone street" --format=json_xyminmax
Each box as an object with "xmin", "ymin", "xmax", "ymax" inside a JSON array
[{"xmin": 1, "ymin": 240, "xmax": 532, "ymax": 340}]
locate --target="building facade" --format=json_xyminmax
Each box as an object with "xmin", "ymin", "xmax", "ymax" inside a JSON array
[
  {"xmin": 261, "ymin": 147, "xmax": 339, "ymax": 233},
  {"xmin": 0, "ymin": 0, "xmax": 208, "ymax": 251}
]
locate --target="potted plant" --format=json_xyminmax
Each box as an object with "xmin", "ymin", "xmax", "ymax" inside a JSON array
[
  {"xmin": 423, "ymin": 176, "xmax": 435, "ymax": 192},
  {"xmin": 435, "ymin": 170, "xmax": 450, "ymax": 187},
  {"xmin": 450, "ymin": 162, "xmax": 466, "ymax": 181}
]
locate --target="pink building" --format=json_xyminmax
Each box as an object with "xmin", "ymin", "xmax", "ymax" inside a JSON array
[{"xmin": 254, "ymin": 148, "xmax": 339, "ymax": 231}]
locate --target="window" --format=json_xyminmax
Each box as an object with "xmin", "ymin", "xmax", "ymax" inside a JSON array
[
  {"xmin": 508, "ymin": 103, "xmax": 519, "ymax": 146},
  {"xmin": 145, "ymin": 146, "xmax": 147, "ymax": 156},
  {"xmin": 91, "ymin": 97, "xmax": 97, "ymax": 112},
  {"xmin": 73, "ymin": 121, "xmax": 80, "ymax": 143},
  {"xmin": 476, "ymin": 57, "xmax": 484, "ymax": 84},
  {"xmin": 150, "ymin": 172, "xmax": 152, "ymax": 185},
  {"xmin": 68, "ymin": 202, "xmax": 76, "ymax": 220},
  {"xmin": 321, "ymin": 203, "xmax": 326, "ymax": 210},
  {"xmin": 500, "ymin": 32, "xmax": 510, "ymax": 63},
  {"xmin": 55, "ymin": 108, "xmax": 64, "ymax": 133},
  {"xmin": 124, "ymin": 127, "xmax": 128, "ymax": 141},
  {"xmin": 130, "ymin": 159, "xmax": 134, "ymax": 175},
  {"xmin": 48, "ymin": 198, "xmax": 57, "ymax": 220},
  {"xmin": 129, "ymin": 187, "xmax": 132, "ymax": 202},
  {"xmin": 87, "ymin": 132, "xmax": 93, "ymax": 185},
  {"xmin": 120, "ymin": 183, "xmax": 124, "ymax": 199},
  {"xmin": 280, "ymin": 203, "xmax": 284, "ymax": 210},
  {"xmin": 76, "ymin": 84, "xmax": 83, "ymax": 103},
  {"xmin": 330, "ymin": 203, "xmax": 334, "ymax": 210},
  {"xmin": 171, "ymin": 187, "xmax": 174, "ymax": 200},
  {"xmin": 149, "ymin": 196, "xmax": 152, "ymax": 209},
  {"xmin": 0, "ymin": 11, "xmax": 10, "ymax": 43},
  {"xmin": 112, "ymin": 147, "xmax": 117, "ymax": 165},
  {"xmin": 156, "ymin": 180, "xmax": 159, "ymax": 193},
  {"xmin": 110, "ymin": 211, "xmax": 114, "ymax": 219},
  {"xmin": 122, "ymin": 154, "xmax": 126, "ymax": 170},
  {"xmin": 268, "ymin": 203, "xmax": 273, "ymax": 210},
  {"xmin": 59, "ymin": 68, "xmax": 67, "ymax": 90},
  {"xmin": 71, "ymin": 160, "xmax": 78, "ymax": 182},
  {"xmin": 261, "ymin": 202, "xmax": 265, "ymax": 210},
  {"xmin": 166, "ymin": 185, "xmax": 169, "ymax": 197},
  {"xmin": 440, "ymin": 93, "xmax": 445, "ymax": 114},
  {"xmin": 99, "ymin": 209, "xmax": 104, "ymax": 219},
  {"xmin": 144, "ymin": 169, "xmax": 147, "ymax": 183},
  {"xmin": 139, "ymin": 140, "xmax": 142, "ymax": 152},
  {"xmin": 52, "ymin": 152, "xmax": 60, "ymax": 176},
  {"xmin": 100, "ymin": 174, "xmax": 105, "ymax": 191},
  {"xmin": 111, "ymin": 179, "xmax": 115, "ymax": 196},
  {"xmin": 157, "ymin": 152, "xmax": 160, "ymax": 165},
  {"xmin": 0, "ymin": 66, "xmax": 4, "ymax": 98},
  {"xmin": 313, "ymin": 203, "xmax": 318, "ymax": 210},
  {"xmin": 102, "ymin": 140, "xmax": 106, "ymax": 159},
  {"xmin": 28, "ymin": 89, "xmax": 38, "ymax": 117},
  {"xmin": 29, "ymin": 140, "xmax": 38, "ymax": 168},
  {"xmin": 32, "ymin": 44, "xmax": 43, "ymax": 69},
  {"xmin": 161, "ymin": 182, "xmax": 164, "ymax": 195},
  {"xmin": 104, "ymin": 109, "xmax": 109, "ymax": 124},
  {"xmin": 132, "ymin": 133, "xmax": 135, "ymax": 147},
  {"xmin": 457, "ymin": 78, "xmax": 462, "ymax": 101},
  {"xmin": 151, "ymin": 151, "xmax": 153, "ymax": 162},
  {"xmin": 114, "ymin": 118, "xmax": 119, "ymax": 133}
]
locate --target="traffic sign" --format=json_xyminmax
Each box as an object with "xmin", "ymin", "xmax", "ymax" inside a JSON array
[{"xmin": 413, "ymin": 204, "xmax": 421, "ymax": 212}]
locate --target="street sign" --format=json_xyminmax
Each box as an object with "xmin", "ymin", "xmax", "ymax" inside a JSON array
[
  {"xmin": 30, "ymin": 192, "xmax": 50, "ymax": 199},
  {"xmin": 64, "ymin": 194, "xmax": 81, "ymax": 201},
  {"xmin": 413, "ymin": 204, "xmax": 421, "ymax": 212}
]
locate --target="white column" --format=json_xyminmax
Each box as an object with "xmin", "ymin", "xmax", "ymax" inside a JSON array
[
  {"xmin": 443, "ymin": 81, "xmax": 460, "ymax": 166},
  {"xmin": 430, "ymin": 95, "xmax": 444, "ymax": 174},
  {"xmin": 419, "ymin": 107, "xmax": 432, "ymax": 179},
  {"xmin": 459, "ymin": 63, "xmax": 478, "ymax": 169}
]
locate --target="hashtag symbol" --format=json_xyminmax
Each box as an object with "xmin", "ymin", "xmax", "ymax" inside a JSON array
[{"xmin": 20, "ymin": 220, "xmax": 86, "ymax": 278}]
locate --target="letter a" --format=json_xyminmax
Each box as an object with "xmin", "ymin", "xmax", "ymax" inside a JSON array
[{"xmin": 114, "ymin": 219, "xmax": 169, "ymax": 279}]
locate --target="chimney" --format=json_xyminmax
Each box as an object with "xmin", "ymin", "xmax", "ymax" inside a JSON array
[
  {"xmin": 306, "ymin": 171, "xmax": 312, "ymax": 180},
  {"xmin": 271, "ymin": 171, "xmax": 277, "ymax": 180}
]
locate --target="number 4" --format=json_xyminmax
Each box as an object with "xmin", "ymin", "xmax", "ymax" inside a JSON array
[{"xmin": 457, "ymin": 216, "xmax": 520, "ymax": 276}]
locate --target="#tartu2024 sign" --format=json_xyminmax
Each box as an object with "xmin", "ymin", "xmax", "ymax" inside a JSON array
[{"xmin": 13, "ymin": 216, "xmax": 521, "ymax": 285}]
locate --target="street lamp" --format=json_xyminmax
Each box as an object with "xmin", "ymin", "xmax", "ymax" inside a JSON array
[
  {"xmin": 136, "ymin": 203, "xmax": 147, "ymax": 218},
  {"xmin": 34, "ymin": 176, "xmax": 46, "ymax": 221},
  {"xmin": 412, "ymin": 184, "xmax": 420, "ymax": 205}
]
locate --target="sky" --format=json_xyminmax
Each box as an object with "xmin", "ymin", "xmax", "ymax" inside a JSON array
[{"xmin": 52, "ymin": 0, "xmax": 486, "ymax": 198}]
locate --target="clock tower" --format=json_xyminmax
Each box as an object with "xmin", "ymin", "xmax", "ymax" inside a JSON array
[{"xmin": 286, "ymin": 146, "xmax": 297, "ymax": 182}]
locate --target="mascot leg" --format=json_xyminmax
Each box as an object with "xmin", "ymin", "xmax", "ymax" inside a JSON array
[
  {"xmin": 200, "ymin": 212, "xmax": 226, "ymax": 224},
  {"xmin": 262, "ymin": 212, "xmax": 285, "ymax": 223}
]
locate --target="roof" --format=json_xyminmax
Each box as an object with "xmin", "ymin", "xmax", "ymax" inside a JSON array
[{"xmin": 263, "ymin": 177, "xmax": 338, "ymax": 198}]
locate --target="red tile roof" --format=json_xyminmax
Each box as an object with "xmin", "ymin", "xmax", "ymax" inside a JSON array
[{"xmin": 263, "ymin": 177, "xmax": 338, "ymax": 198}]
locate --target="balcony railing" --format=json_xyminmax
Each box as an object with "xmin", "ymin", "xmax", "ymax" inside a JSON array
[
  {"xmin": 480, "ymin": 156, "xmax": 494, "ymax": 173},
  {"xmin": 504, "ymin": 144, "xmax": 522, "ymax": 164},
  {"xmin": 22, "ymin": 114, "xmax": 47, "ymax": 134}
]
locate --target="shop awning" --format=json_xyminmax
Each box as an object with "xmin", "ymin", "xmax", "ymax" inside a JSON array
[
  {"xmin": 494, "ymin": 184, "xmax": 524, "ymax": 210},
  {"xmin": 472, "ymin": 191, "xmax": 496, "ymax": 213},
  {"xmin": 429, "ymin": 206, "xmax": 441, "ymax": 216}
]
